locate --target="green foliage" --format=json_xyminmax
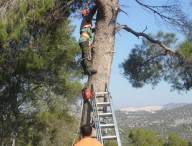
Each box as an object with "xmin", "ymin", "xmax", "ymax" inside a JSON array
[
  {"xmin": 156, "ymin": 32, "xmax": 177, "ymax": 45},
  {"xmin": 122, "ymin": 46, "xmax": 163, "ymax": 87},
  {"xmin": 122, "ymin": 32, "xmax": 192, "ymax": 90},
  {"xmin": 15, "ymin": 95, "xmax": 79, "ymax": 146},
  {"xmin": 178, "ymin": 40, "xmax": 192, "ymax": 63},
  {"xmin": 0, "ymin": 21, "xmax": 8, "ymax": 42},
  {"xmin": 128, "ymin": 128, "xmax": 164, "ymax": 146},
  {"xmin": 125, "ymin": 128, "xmax": 190, "ymax": 146},
  {"xmin": 105, "ymin": 140, "xmax": 118, "ymax": 146},
  {"xmin": 167, "ymin": 133, "xmax": 188, "ymax": 146},
  {"xmin": 0, "ymin": 0, "xmax": 82, "ymax": 145}
]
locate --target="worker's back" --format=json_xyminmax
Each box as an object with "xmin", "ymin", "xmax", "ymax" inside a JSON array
[{"xmin": 75, "ymin": 137, "xmax": 102, "ymax": 146}]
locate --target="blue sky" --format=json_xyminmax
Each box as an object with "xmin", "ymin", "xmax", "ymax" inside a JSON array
[{"xmin": 71, "ymin": 0, "xmax": 192, "ymax": 108}]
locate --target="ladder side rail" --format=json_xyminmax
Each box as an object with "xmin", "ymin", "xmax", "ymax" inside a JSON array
[
  {"xmin": 108, "ymin": 94, "xmax": 122, "ymax": 146},
  {"xmin": 91, "ymin": 85, "xmax": 100, "ymax": 141},
  {"xmin": 92, "ymin": 97, "xmax": 101, "ymax": 141},
  {"xmin": 93, "ymin": 93, "xmax": 104, "ymax": 145},
  {"xmin": 91, "ymin": 99, "xmax": 99, "ymax": 140}
]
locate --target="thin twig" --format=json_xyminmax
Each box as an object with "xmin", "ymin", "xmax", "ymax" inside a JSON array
[
  {"xmin": 142, "ymin": 26, "xmax": 148, "ymax": 33},
  {"xmin": 119, "ymin": 8, "xmax": 129, "ymax": 16},
  {"xmin": 134, "ymin": 0, "xmax": 177, "ymax": 23}
]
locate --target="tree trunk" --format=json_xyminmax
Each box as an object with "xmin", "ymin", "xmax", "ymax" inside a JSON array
[
  {"xmin": 10, "ymin": 90, "xmax": 19, "ymax": 146},
  {"xmin": 1, "ymin": 114, "xmax": 4, "ymax": 146},
  {"xmin": 11, "ymin": 134, "xmax": 16, "ymax": 146},
  {"xmin": 81, "ymin": 0, "xmax": 119, "ymax": 127},
  {"xmin": 88, "ymin": 0, "xmax": 118, "ymax": 90}
]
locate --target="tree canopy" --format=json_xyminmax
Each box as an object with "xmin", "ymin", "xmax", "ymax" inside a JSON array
[
  {"xmin": 120, "ymin": 0, "xmax": 192, "ymax": 91},
  {"xmin": 122, "ymin": 32, "xmax": 192, "ymax": 90},
  {"xmin": 126, "ymin": 128, "xmax": 190, "ymax": 146},
  {"xmin": 0, "ymin": 0, "xmax": 82, "ymax": 145}
]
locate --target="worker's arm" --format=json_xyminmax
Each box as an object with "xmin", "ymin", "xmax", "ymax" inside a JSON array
[
  {"xmin": 89, "ymin": 5, "xmax": 97, "ymax": 16},
  {"xmin": 85, "ymin": 5, "xmax": 97, "ymax": 23}
]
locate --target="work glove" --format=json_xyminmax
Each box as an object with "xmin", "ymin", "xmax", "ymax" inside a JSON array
[{"xmin": 92, "ymin": 28, "xmax": 96, "ymax": 33}]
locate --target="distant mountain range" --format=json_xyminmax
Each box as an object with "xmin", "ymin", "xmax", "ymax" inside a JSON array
[
  {"xmin": 120, "ymin": 105, "xmax": 164, "ymax": 113},
  {"xmin": 117, "ymin": 103, "xmax": 192, "ymax": 143},
  {"xmin": 120, "ymin": 103, "xmax": 187, "ymax": 113}
]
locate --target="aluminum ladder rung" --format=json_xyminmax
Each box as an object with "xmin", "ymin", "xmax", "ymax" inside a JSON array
[
  {"xmin": 100, "ymin": 123, "xmax": 115, "ymax": 128},
  {"xmin": 98, "ymin": 113, "xmax": 112, "ymax": 117},
  {"xmin": 97, "ymin": 109, "xmax": 107, "ymax": 111},
  {"xmin": 102, "ymin": 135, "xmax": 117, "ymax": 140},
  {"xmin": 97, "ymin": 102, "xmax": 110, "ymax": 106},
  {"xmin": 95, "ymin": 91, "xmax": 108, "ymax": 96}
]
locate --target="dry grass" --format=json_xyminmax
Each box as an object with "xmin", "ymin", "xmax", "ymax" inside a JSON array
[{"xmin": 0, "ymin": 0, "xmax": 18, "ymax": 20}]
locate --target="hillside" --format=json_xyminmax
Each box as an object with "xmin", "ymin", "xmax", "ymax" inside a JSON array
[{"xmin": 117, "ymin": 103, "xmax": 192, "ymax": 142}]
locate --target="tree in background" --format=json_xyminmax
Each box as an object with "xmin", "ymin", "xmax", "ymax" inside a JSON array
[
  {"xmin": 127, "ymin": 128, "xmax": 190, "ymax": 146},
  {"xmin": 121, "ymin": 1, "xmax": 192, "ymax": 91},
  {"xmin": 0, "ymin": 0, "xmax": 81, "ymax": 145},
  {"xmin": 122, "ymin": 32, "xmax": 192, "ymax": 90},
  {"xmin": 105, "ymin": 140, "xmax": 118, "ymax": 146},
  {"xmin": 128, "ymin": 128, "xmax": 164, "ymax": 146},
  {"xmin": 166, "ymin": 133, "xmax": 188, "ymax": 146}
]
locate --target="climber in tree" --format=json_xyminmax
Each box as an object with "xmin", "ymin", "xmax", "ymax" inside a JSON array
[{"xmin": 79, "ymin": 0, "xmax": 97, "ymax": 76}]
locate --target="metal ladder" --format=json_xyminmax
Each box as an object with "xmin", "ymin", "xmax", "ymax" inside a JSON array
[{"xmin": 91, "ymin": 88, "xmax": 122, "ymax": 146}]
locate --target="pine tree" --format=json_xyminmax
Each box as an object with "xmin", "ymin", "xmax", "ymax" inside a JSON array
[{"xmin": 0, "ymin": 0, "xmax": 81, "ymax": 145}]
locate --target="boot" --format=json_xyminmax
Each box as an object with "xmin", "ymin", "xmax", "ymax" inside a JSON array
[{"xmin": 87, "ymin": 69, "xmax": 97, "ymax": 76}]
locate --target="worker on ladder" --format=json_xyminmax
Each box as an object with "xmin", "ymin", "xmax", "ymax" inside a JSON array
[
  {"xmin": 79, "ymin": 0, "xmax": 97, "ymax": 76},
  {"xmin": 74, "ymin": 125, "xmax": 102, "ymax": 146}
]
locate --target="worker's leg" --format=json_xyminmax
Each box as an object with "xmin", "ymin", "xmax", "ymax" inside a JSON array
[
  {"xmin": 79, "ymin": 41, "xmax": 90, "ymax": 74},
  {"xmin": 84, "ymin": 59, "xmax": 96, "ymax": 75},
  {"xmin": 79, "ymin": 41, "xmax": 97, "ymax": 75}
]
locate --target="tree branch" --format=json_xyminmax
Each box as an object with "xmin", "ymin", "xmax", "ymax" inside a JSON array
[
  {"xmin": 134, "ymin": 0, "xmax": 189, "ymax": 29},
  {"xmin": 143, "ymin": 53, "xmax": 167, "ymax": 65},
  {"xmin": 116, "ymin": 24, "xmax": 177, "ymax": 56},
  {"xmin": 119, "ymin": 8, "xmax": 128, "ymax": 16},
  {"xmin": 134, "ymin": 0, "xmax": 176, "ymax": 22}
]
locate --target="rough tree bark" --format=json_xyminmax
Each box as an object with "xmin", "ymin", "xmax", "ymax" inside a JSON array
[
  {"xmin": 88, "ymin": 0, "xmax": 119, "ymax": 90},
  {"xmin": 81, "ymin": 0, "xmax": 119, "ymax": 126}
]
